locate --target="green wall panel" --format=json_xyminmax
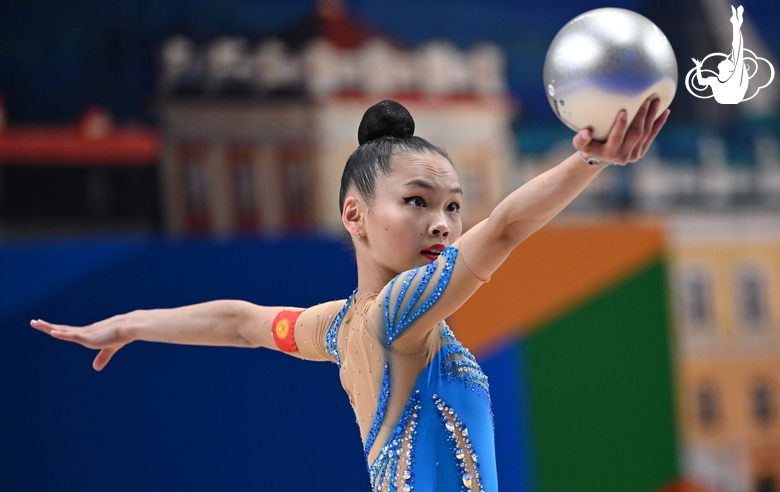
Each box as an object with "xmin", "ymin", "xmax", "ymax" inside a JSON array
[{"xmin": 526, "ymin": 259, "xmax": 678, "ymax": 491}]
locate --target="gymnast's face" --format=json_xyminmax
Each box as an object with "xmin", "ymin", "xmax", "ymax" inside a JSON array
[{"xmin": 363, "ymin": 151, "xmax": 463, "ymax": 273}]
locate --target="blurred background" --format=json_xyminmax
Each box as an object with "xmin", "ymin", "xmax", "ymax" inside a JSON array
[{"xmin": 1, "ymin": 0, "xmax": 779, "ymax": 490}]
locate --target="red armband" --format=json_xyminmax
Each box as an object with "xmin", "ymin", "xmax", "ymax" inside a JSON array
[{"xmin": 272, "ymin": 310, "xmax": 302, "ymax": 353}]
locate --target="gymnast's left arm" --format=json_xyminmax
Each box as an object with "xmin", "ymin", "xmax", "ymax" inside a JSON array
[{"xmin": 459, "ymin": 96, "xmax": 669, "ymax": 281}]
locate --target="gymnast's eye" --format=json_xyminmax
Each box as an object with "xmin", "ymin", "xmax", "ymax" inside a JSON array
[
  {"xmin": 447, "ymin": 202, "xmax": 461, "ymax": 213},
  {"xmin": 404, "ymin": 197, "xmax": 425, "ymax": 207}
]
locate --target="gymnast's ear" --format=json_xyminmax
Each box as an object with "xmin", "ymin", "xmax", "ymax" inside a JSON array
[{"xmin": 341, "ymin": 194, "xmax": 364, "ymax": 238}]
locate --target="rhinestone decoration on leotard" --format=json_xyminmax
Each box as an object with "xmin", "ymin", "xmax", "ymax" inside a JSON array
[
  {"xmin": 440, "ymin": 343, "xmax": 491, "ymax": 402},
  {"xmin": 433, "ymin": 394, "xmax": 485, "ymax": 492},
  {"xmin": 325, "ymin": 289, "xmax": 357, "ymax": 368},
  {"xmin": 441, "ymin": 323, "xmax": 456, "ymax": 340},
  {"xmin": 384, "ymin": 246, "xmax": 458, "ymax": 345},
  {"xmin": 364, "ymin": 363, "xmax": 390, "ymax": 461},
  {"xmin": 387, "ymin": 267, "xmax": 421, "ymax": 329},
  {"xmin": 369, "ymin": 390, "xmax": 421, "ymax": 492},
  {"xmin": 393, "ymin": 261, "xmax": 436, "ymax": 329}
]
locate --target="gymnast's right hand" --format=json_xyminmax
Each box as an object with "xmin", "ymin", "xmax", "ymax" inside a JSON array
[{"xmin": 31, "ymin": 317, "xmax": 130, "ymax": 371}]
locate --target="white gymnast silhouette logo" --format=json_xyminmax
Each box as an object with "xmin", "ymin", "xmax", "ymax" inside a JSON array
[{"xmin": 685, "ymin": 5, "xmax": 774, "ymax": 104}]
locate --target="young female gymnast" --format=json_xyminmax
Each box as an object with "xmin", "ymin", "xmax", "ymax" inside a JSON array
[{"xmin": 32, "ymin": 98, "xmax": 668, "ymax": 491}]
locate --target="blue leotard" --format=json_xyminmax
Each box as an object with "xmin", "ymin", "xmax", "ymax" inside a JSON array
[{"xmin": 321, "ymin": 244, "xmax": 497, "ymax": 491}]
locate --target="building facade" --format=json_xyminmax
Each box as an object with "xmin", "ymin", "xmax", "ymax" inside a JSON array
[
  {"xmin": 669, "ymin": 215, "xmax": 780, "ymax": 492},
  {"xmin": 157, "ymin": 2, "xmax": 515, "ymax": 236}
]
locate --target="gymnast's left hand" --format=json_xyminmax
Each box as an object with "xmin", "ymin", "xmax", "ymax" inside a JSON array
[
  {"xmin": 31, "ymin": 317, "xmax": 130, "ymax": 371},
  {"xmin": 573, "ymin": 97, "xmax": 669, "ymax": 166}
]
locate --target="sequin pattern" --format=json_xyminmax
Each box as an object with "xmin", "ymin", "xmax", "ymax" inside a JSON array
[
  {"xmin": 325, "ymin": 289, "xmax": 356, "ymax": 367},
  {"xmin": 369, "ymin": 390, "xmax": 422, "ymax": 492},
  {"xmin": 433, "ymin": 394, "xmax": 485, "ymax": 492},
  {"xmin": 364, "ymin": 363, "xmax": 390, "ymax": 461},
  {"xmin": 388, "ymin": 267, "xmax": 420, "ymax": 329},
  {"xmin": 440, "ymin": 343, "xmax": 490, "ymax": 402},
  {"xmin": 441, "ymin": 323, "xmax": 456, "ymax": 340},
  {"xmin": 384, "ymin": 246, "xmax": 458, "ymax": 345}
]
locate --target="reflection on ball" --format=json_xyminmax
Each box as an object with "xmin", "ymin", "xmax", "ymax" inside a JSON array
[{"xmin": 543, "ymin": 8, "xmax": 677, "ymax": 141}]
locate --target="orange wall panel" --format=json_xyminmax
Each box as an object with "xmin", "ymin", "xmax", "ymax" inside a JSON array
[{"xmin": 451, "ymin": 219, "xmax": 665, "ymax": 353}]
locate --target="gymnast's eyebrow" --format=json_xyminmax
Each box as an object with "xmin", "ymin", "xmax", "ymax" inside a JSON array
[{"xmin": 404, "ymin": 179, "xmax": 462, "ymax": 195}]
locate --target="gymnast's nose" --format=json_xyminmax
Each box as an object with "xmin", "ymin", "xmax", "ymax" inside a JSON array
[{"xmin": 430, "ymin": 213, "xmax": 450, "ymax": 238}]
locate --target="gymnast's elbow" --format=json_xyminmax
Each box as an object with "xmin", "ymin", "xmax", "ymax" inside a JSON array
[
  {"xmin": 232, "ymin": 301, "xmax": 269, "ymax": 349},
  {"xmin": 488, "ymin": 209, "xmax": 547, "ymax": 248}
]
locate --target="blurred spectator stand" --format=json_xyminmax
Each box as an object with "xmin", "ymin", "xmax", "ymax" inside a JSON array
[{"xmin": 0, "ymin": 107, "xmax": 160, "ymax": 236}]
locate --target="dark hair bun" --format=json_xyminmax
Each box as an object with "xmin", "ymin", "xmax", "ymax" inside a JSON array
[{"xmin": 357, "ymin": 100, "xmax": 415, "ymax": 145}]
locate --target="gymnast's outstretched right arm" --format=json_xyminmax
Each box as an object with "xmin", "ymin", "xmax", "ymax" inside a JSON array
[{"xmin": 30, "ymin": 299, "xmax": 345, "ymax": 371}]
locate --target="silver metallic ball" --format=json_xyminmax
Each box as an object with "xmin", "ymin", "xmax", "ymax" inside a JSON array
[{"xmin": 543, "ymin": 8, "xmax": 677, "ymax": 140}]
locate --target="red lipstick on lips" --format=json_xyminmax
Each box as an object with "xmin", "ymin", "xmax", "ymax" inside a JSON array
[{"xmin": 421, "ymin": 243, "xmax": 446, "ymax": 261}]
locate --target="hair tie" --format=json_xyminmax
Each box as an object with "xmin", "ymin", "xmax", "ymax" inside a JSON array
[{"xmin": 577, "ymin": 151, "xmax": 614, "ymax": 166}]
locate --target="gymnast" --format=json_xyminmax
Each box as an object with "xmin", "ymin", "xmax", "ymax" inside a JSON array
[
  {"xmin": 692, "ymin": 5, "xmax": 749, "ymax": 104},
  {"xmin": 32, "ymin": 98, "xmax": 668, "ymax": 491}
]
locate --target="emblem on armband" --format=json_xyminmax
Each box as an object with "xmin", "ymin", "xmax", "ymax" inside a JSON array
[{"xmin": 272, "ymin": 310, "xmax": 302, "ymax": 353}]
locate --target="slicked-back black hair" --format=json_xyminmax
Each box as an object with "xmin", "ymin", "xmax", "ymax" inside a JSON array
[{"xmin": 338, "ymin": 100, "xmax": 452, "ymax": 215}]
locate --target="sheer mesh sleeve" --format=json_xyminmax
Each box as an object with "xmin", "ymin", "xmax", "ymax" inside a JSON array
[
  {"xmin": 286, "ymin": 299, "xmax": 348, "ymax": 362},
  {"xmin": 380, "ymin": 240, "xmax": 487, "ymax": 352}
]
